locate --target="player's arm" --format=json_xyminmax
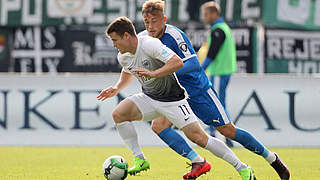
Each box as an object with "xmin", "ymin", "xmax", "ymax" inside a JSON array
[
  {"xmin": 201, "ymin": 28, "xmax": 225, "ymax": 70},
  {"xmin": 134, "ymin": 55, "xmax": 183, "ymax": 78},
  {"xmin": 175, "ymin": 57, "xmax": 200, "ymax": 76},
  {"xmin": 169, "ymin": 32, "xmax": 200, "ymax": 76},
  {"xmin": 134, "ymin": 38, "xmax": 183, "ymax": 78},
  {"xmin": 97, "ymin": 69, "xmax": 134, "ymax": 101}
]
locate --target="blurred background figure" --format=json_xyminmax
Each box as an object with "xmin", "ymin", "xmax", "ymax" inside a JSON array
[{"xmin": 200, "ymin": 1, "xmax": 236, "ymax": 147}]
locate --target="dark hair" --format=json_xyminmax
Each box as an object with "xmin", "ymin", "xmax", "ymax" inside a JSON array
[{"xmin": 106, "ymin": 16, "xmax": 136, "ymax": 37}]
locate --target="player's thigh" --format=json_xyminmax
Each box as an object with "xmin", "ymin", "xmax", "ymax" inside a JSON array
[
  {"xmin": 151, "ymin": 116, "xmax": 173, "ymax": 134},
  {"xmin": 156, "ymin": 99, "xmax": 198, "ymax": 129},
  {"xmin": 112, "ymin": 98, "xmax": 142, "ymax": 123},
  {"xmin": 126, "ymin": 93, "xmax": 161, "ymax": 122},
  {"xmin": 188, "ymin": 88, "xmax": 231, "ymax": 127}
]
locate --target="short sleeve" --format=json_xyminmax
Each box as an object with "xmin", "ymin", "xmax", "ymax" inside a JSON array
[
  {"xmin": 117, "ymin": 53, "xmax": 132, "ymax": 73},
  {"xmin": 142, "ymin": 37, "xmax": 176, "ymax": 63}
]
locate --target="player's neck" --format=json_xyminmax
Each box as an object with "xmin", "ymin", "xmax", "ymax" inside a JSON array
[
  {"xmin": 128, "ymin": 36, "xmax": 138, "ymax": 55},
  {"xmin": 210, "ymin": 16, "xmax": 219, "ymax": 25},
  {"xmin": 156, "ymin": 26, "xmax": 166, "ymax": 39}
]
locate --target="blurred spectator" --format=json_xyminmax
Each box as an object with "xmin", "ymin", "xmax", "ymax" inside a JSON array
[{"xmin": 200, "ymin": 1, "xmax": 236, "ymax": 147}]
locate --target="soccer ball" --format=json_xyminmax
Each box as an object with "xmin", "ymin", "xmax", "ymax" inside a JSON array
[{"xmin": 103, "ymin": 155, "xmax": 128, "ymax": 180}]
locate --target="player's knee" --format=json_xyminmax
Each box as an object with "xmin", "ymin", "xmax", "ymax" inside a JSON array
[
  {"xmin": 151, "ymin": 120, "xmax": 170, "ymax": 134},
  {"xmin": 191, "ymin": 133, "xmax": 207, "ymax": 148},
  {"xmin": 217, "ymin": 124, "xmax": 236, "ymax": 139},
  {"xmin": 183, "ymin": 123, "xmax": 208, "ymax": 147},
  {"xmin": 112, "ymin": 109, "xmax": 126, "ymax": 123},
  {"xmin": 220, "ymin": 130, "xmax": 234, "ymax": 139}
]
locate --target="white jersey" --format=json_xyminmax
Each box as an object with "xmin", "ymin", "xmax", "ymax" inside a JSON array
[{"xmin": 117, "ymin": 35, "xmax": 186, "ymax": 102}]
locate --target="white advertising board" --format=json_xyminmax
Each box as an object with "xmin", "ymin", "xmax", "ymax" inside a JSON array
[
  {"xmin": 0, "ymin": 73, "xmax": 319, "ymax": 147},
  {"xmin": 226, "ymin": 74, "xmax": 320, "ymax": 147}
]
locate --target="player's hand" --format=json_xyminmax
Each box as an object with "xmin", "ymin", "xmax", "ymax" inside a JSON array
[
  {"xmin": 133, "ymin": 67, "xmax": 155, "ymax": 78},
  {"xmin": 97, "ymin": 87, "xmax": 119, "ymax": 101}
]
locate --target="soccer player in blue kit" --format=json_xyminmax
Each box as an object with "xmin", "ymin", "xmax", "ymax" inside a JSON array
[{"xmin": 140, "ymin": 0, "xmax": 290, "ymax": 180}]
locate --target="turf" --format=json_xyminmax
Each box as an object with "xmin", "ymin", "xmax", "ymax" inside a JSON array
[{"xmin": 0, "ymin": 146, "xmax": 319, "ymax": 180}]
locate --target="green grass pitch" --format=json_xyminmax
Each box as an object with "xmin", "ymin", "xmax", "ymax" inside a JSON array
[{"xmin": 0, "ymin": 146, "xmax": 319, "ymax": 180}]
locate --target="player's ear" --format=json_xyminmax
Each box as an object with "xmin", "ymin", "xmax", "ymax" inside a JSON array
[
  {"xmin": 163, "ymin": 15, "xmax": 167, "ymax": 24},
  {"xmin": 123, "ymin": 32, "xmax": 130, "ymax": 40}
]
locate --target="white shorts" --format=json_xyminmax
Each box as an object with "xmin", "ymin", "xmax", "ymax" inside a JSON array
[{"xmin": 127, "ymin": 93, "xmax": 198, "ymax": 129}]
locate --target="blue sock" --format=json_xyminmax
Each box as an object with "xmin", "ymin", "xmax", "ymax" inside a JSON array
[
  {"xmin": 234, "ymin": 128, "xmax": 270, "ymax": 158},
  {"xmin": 158, "ymin": 128, "xmax": 198, "ymax": 161}
]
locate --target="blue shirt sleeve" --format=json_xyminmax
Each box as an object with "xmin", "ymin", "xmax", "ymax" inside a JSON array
[
  {"xmin": 176, "ymin": 58, "xmax": 201, "ymax": 76},
  {"xmin": 201, "ymin": 57, "xmax": 213, "ymax": 70}
]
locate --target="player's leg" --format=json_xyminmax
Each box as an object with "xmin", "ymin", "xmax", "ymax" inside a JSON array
[
  {"xmin": 208, "ymin": 75, "xmax": 216, "ymax": 137},
  {"xmin": 188, "ymin": 89, "xmax": 256, "ymax": 180},
  {"xmin": 151, "ymin": 117, "xmax": 204, "ymax": 163},
  {"xmin": 181, "ymin": 122, "xmax": 256, "ymax": 180},
  {"xmin": 204, "ymin": 88, "xmax": 290, "ymax": 179},
  {"xmin": 218, "ymin": 74, "xmax": 231, "ymax": 108},
  {"xmin": 112, "ymin": 93, "xmax": 159, "ymax": 175},
  {"xmin": 218, "ymin": 74, "xmax": 234, "ymax": 147},
  {"xmin": 159, "ymin": 99, "xmax": 255, "ymax": 180},
  {"xmin": 216, "ymin": 123, "xmax": 289, "ymax": 179},
  {"xmin": 156, "ymin": 99, "xmax": 211, "ymax": 179},
  {"xmin": 203, "ymin": 87, "xmax": 274, "ymax": 161},
  {"xmin": 112, "ymin": 97, "xmax": 144, "ymax": 160}
]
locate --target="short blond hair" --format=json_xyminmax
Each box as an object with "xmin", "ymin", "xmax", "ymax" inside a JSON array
[
  {"xmin": 142, "ymin": 0, "xmax": 165, "ymax": 16},
  {"xmin": 201, "ymin": 1, "xmax": 221, "ymax": 15}
]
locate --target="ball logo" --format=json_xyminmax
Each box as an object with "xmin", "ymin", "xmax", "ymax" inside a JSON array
[{"xmin": 54, "ymin": 0, "xmax": 87, "ymax": 14}]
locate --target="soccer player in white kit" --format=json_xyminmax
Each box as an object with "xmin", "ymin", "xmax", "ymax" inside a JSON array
[{"xmin": 97, "ymin": 16, "xmax": 212, "ymax": 179}]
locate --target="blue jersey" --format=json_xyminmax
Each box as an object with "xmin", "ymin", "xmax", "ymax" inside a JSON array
[
  {"xmin": 139, "ymin": 25, "xmax": 231, "ymax": 127},
  {"xmin": 140, "ymin": 25, "xmax": 211, "ymax": 98}
]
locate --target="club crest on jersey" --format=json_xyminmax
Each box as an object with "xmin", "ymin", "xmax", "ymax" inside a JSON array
[
  {"xmin": 142, "ymin": 59, "xmax": 151, "ymax": 69},
  {"xmin": 179, "ymin": 42, "xmax": 188, "ymax": 52}
]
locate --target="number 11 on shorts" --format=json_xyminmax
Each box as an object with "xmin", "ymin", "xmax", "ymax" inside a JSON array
[{"xmin": 178, "ymin": 105, "xmax": 190, "ymax": 121}]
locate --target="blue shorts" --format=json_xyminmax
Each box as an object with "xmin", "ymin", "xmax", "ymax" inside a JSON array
[{"xmin": 187, "ymin": 87, "xmax": 231, "ymax": 127}]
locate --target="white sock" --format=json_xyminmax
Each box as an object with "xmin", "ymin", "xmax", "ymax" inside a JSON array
[
  {"xmin": 265, "ymin": 151, "xmax": 276, "ymax": 163},
  {"xmin": 115, "ymin": 121, "xmax": 145, "ymax": 159},
  {"xmin": 191, "ymin": 155, "xmax": 204, "ymax": 163},
  {"xmin": 205, "ymin": 137, "xmax": 247, "ymax": 171}
]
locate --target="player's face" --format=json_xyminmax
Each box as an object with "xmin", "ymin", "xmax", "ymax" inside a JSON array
[
  {"xmin": 108, "ymin": 32, "xmax": 129, "ymax": 54},
  {"xmin": 202, "ymin": 9, "xmax": 216, "ymax": 25},
  {"xmin": 143, "ymin": 13, "xmax": 166, "ymax": 38}
]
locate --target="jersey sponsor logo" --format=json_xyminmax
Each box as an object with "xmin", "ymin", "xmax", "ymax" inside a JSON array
[{"xmin": 179, "ymin": 42, "xmax": 188, "ymax": 52}]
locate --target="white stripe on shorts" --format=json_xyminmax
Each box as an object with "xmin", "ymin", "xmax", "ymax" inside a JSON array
[{"xmin": 207, "ymin": 88, "xmax": 229, "ymax": 124}]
